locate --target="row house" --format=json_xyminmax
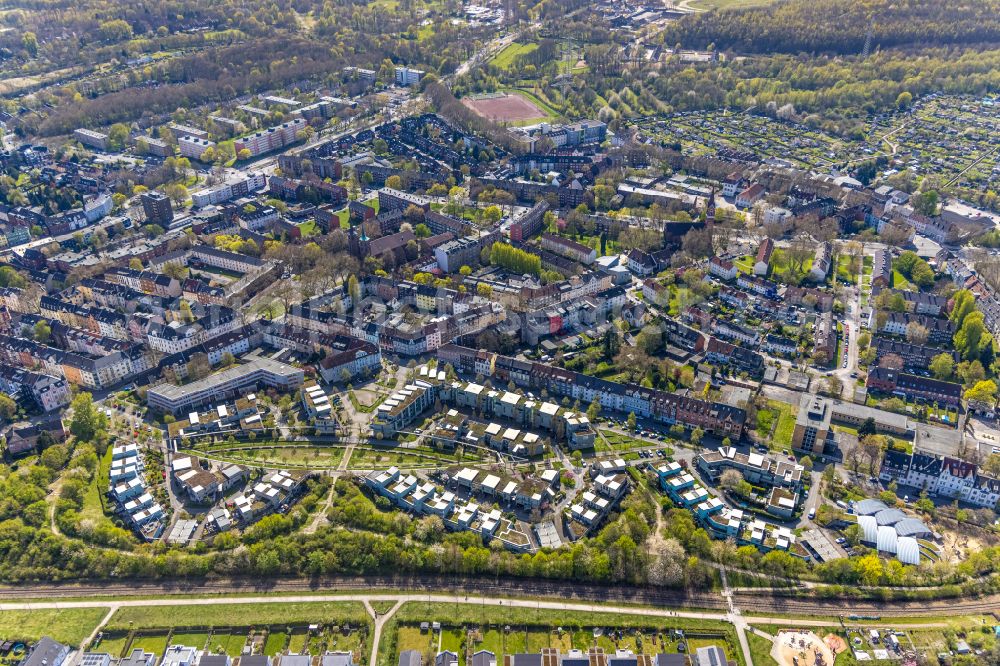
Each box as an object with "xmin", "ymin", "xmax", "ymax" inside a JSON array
[
  {"xmin": 762, "ymin": 334, "xmax": 797, "ymax": 356},
  {"xmin": 880, "ymin": 449, "xmax": 1000, "ymax": 509},
  {"xmin": 873, "ymin": 286, "xmax": 948, "ymax": 316},
  {"xmin": 39, "ymin": 296, "xmax": 128, "ymax": 339},
  {"xmin": 873, "ymin": 337, "xmax": 957, "ymax": 372},
  {"xmin": 105, "ymin": 268, "xmax": 182, "ymax": 297},
  {"xmin": 446, "ymin": 345, "xmax": 747, "ymax": 438},
  {"xmin": 662, "ymin": 318, "xmax": 705, "ymax": 353},
  {"xmin": 146, "ymin": 306, "xmax": 240, "ymax": 354},
  {"xmin": 75, "ymin": 279, "xmax": 144, "ymax": 311},
  {"xmin": 877, "ymin": 311, "xmax": 955, "ymax": 345},
  {"xmin": 712, "ymin": 319, "xmax": 758, "ymax": 346},
  {"xmin": 737, "ymin": 274, "xmax": 779, "ymax": 299},
  {"xmin": 718, "ymin": 285, "xmax": 750, "ymax": 310},
  {"xmin": 866, "ymin": 367, "xmax": 962, "ymax": 408},
  {"xmin": 540, "ymin": 234, "xmax": 597, "ymax": 265},
  {"xmin": 704, "ymin": 337, "xmax": 764, "ymax": 375}
]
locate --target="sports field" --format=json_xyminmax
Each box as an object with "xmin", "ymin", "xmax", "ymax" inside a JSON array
[{"xmin": 462, "ymin": 92, "xmax": 546, "ymax": 123}]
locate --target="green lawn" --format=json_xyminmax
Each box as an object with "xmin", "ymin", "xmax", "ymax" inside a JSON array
[
  {"xmin": 766, "ymin": 399, "xmax": 797, "ymax": 451},
  {"xmin": 297, "ymin": 219, "xmax": 319, "ymax": 237},
  {"xmin": 0, "ymin": 608, "xmax": 108, "ymax": 645},
  {"xmin": 747, "ymin": 632, "xmax": 777, "ymax": 665},
  {"xmin": 106, "ymin": 602, "xmax": 369, "ymax": 630},
  {"xmin": 492, "ymin": 42, "xmax": 539, "ymax": 68},
  {"xmin": 130, "ymin": 634, "xmax": 170, "ymax": 656},
  {"xmin": 171, "ymin": 631, "xmax": 210, "ymax": 650},
  {"xmin": 77, "ymin": 444, "xmax": 131, "ymax": 541},
  {"xmin": 891, "ymin": 269, "xmax": 914, "ymax": 290}
]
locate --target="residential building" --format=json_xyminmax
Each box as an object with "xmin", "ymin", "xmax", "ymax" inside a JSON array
[
  {"xmin": 74, "ymin": 129, "xmax": 109, "ymax": 151},
  {"xmin": 708, "ymin": 257, "xmax": 737, "ymax": 281},
  {"xmin": 234, "ymin": 118, "xmax": 306, "ymax": 157},
  {"xmin": 147, "ymin": 356, "xmax": 304, "ymax": 414},
  {"xmin": 141, "ymin": 191, "xmax": 174, "ymax": 227},
  {"xmin": 540, "ymin": 234, "xmax": 596, "ymax": 265},
  {"xmin": 809, "ymin": 242, "xmax": 832, "ymax": 281},
  {"xmin": 395, "ymin": 66, "xmax": 425, "ymax": 86},
  {"xmin": 866, "ymin": 367, "xmax": 962, "ymax": 408},
  {"xmin": 872, "ymin": 249, "xmax": 892, "ymax": 288},
  {"xmin": 754, "ymin": 238, "xmax": 774, "ymax": 276},
  {"xmin": 179, "ymin": 136, "xmax": 215, "ymax": 160},
  {"xmin": 735, "ymin": 183, "xmax": 765, "ymax": 208}
]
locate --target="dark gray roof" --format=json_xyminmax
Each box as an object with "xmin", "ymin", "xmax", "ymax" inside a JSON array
[
  {"xmin": 854, "ymin": 499, "xmax": 889, "ymax": 516},
  {"xmin": 200, "ymin": 656, "xmax": 231, "ymax": 666},
  {"xmin": 398, "ymin": 651, "xmax": 423, "ymax": 666},
  {"xmin": 23, "ymin": 637, "xmax": 69, "ymax": 666}
]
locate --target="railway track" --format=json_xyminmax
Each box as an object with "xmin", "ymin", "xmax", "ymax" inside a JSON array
[{"xmin": 0, "ymin": 576, "xmax": 997, "ymax": 618}]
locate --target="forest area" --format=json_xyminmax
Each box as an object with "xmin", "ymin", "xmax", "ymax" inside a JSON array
[
  {"xmin": 661, "ymin": 0, "xmax": 1000, "ymax": 55},
  {"xmin": 0, "ymin": 0, "xmax": 490, "ymax": 137}
]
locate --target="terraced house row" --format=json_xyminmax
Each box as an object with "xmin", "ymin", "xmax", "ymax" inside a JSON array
[{"xmin": 437, "ymin": 344, "xmax": 747, "ymax": 438}]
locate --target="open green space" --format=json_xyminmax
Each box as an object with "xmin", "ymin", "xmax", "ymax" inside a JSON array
[
  {"xmin": 171, "ymin": 631, "xmax": 210, "ymax": 650},
  {"xmin": 211, "ymin": 631, "xmax": 250, "ymax": 657},
  {"xmin": 106, "ymin": 602, "xmax": 369, "ymax": 630},
  {"xmin": 492, "ymin": 42, "xmax": 539, "ymax": 69},
  {"xmin": 297, "ymin": 219, "xmax": 319, "ymax": 237},
  {"xmin": 891, "ymin": 269, "xmax": 914, "ymax": 290},
  {"xmin": 600, "ymin": 430, "xmax": 674, "ymax": 454},
  {"xmin": 765, "ymin": 399, "xmax": 797, "ymax": 451},
  {"xmin": 747, "ymin": 632, "xmax": 776, "ymax": 664},
  {"xmin": 0, "ymin": 608, "xmax": 108, "ymax": 645},
  {"xmin": 130, "ymin": 633, "xmax": 170, "ymax": 657},
  {"xmin": 203, "ymin": 444, "xmax": 348, "ymax": 468}
]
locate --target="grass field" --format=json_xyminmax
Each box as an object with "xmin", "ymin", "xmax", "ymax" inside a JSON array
[
  {"xmin": 891, "ymin": 269, "xmax": 914, "ymax": 290},
  {"xmin": 747, "ymin": 632, "xmax": 777, "ymax": 664},
  {"xmin": 106, "ymin": 602, "xmax": 369, "ymax": 630},
  {"xmin": 297, "ymin": 219, "xmax": 319, "ymax": 237},
  {"xmin": 492, "ymin": 42, "xmax": 538, "ymax": 68},
  {"xmin": 0, "ymin": 608, "xmax": 108, "ymax": 645},
  {"xmin": 171, "ymin": 631, "xmax": 210, "ymax": 650},
  {"xmin": 766, "ymin": 399, "xmax": 797, "ymax": 451},
  {"xmin": 130, "ymin": 634, "xmax": 170, "ymax": 656}
]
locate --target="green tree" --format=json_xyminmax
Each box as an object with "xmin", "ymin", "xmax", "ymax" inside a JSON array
[
  {"xmin": 929, "ymin": 353, "xmax": 954, "ymax": 380},
  {"xmin": 107, "ymin": 123, "xmax": 130, "ymax": 151},
  {"xmin": 586, "ymin": 399, "xmax": 601, "ymax": 422},
  {"xmin": 964, "ymin": 380, "xmax": 997, "ymax": 405},
  {"xmin": 950, "ymin": 290, "xmax": 976, "ymax": 328},
  {"xmin": 69, "ymin": 392, "xmax": 108, "ymax": 443},
  {"xmin": 913, "ymin": 190, "xmax": 939, "ymax": 216},
  {"xmin": 347, "ymin": 275, "xmax": 361, "ymax": 304},
  {"xmin": 895, "ymin": 91, "xmax": 912, "ymax": 110},
  {"xmin": 626, "ymin": 412, "xmax": 637, "ymax": 431},
  {"xmin": 33, "ymin": 320, "xmax": 52, "ymax": 343},
  {"xmin": 98, "ymin": 19, "xmax": 133, "ymax": 42},
  {"xmin": 0, "ymin": 392, "xmax": 16, "ymax": 422},
  {"xmin": 954, "ymin": 311, "xmax": 991, "ymax": 361},
  {"xmin": 22, "ymin": 32, "xmax": 38, "ymax": 57},
  {"xmin": 602, "ymin": 327, "xmax": 620, "ymax": 360}
]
